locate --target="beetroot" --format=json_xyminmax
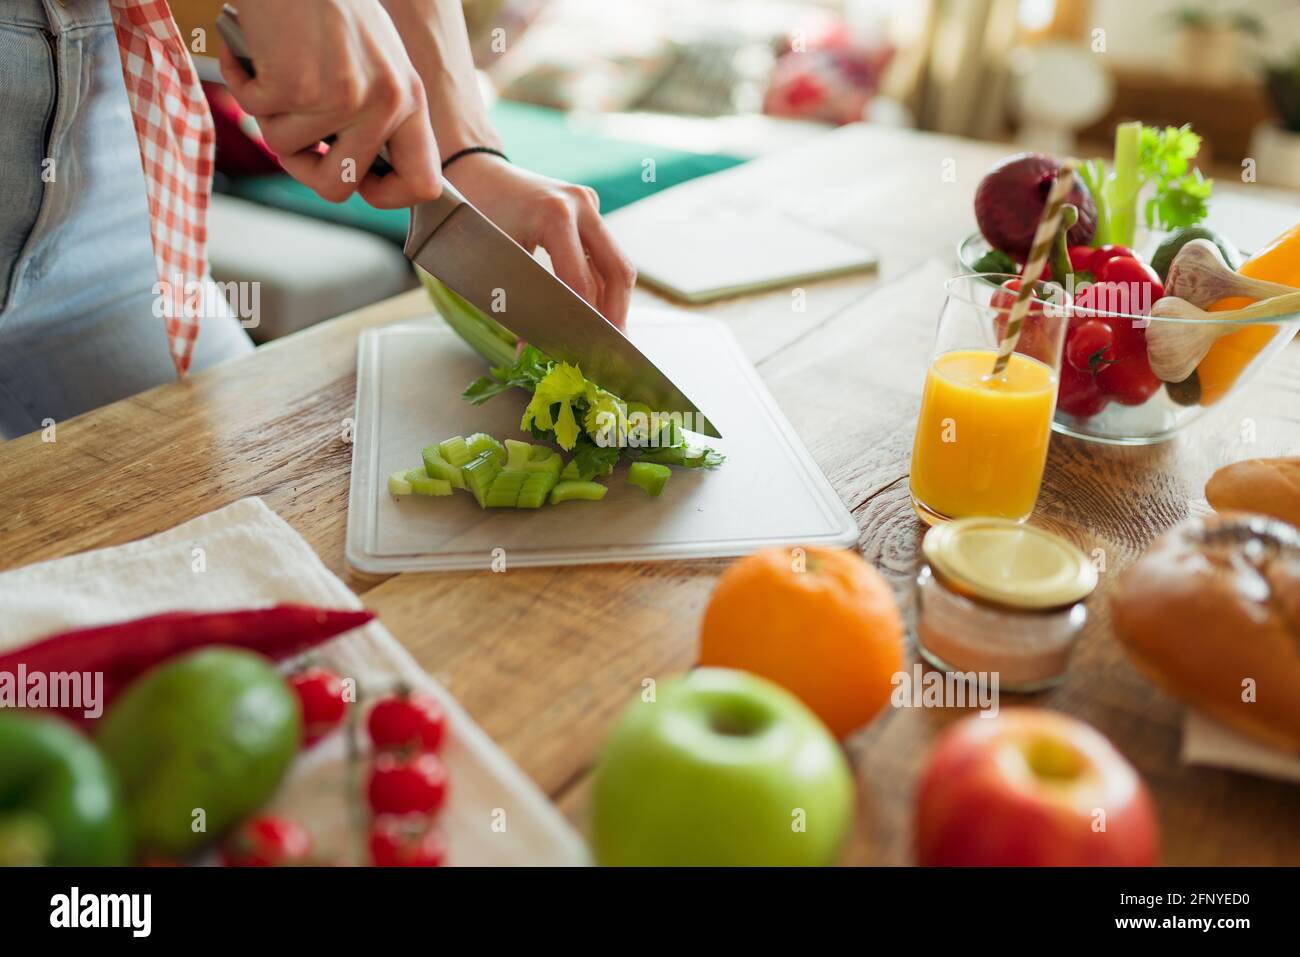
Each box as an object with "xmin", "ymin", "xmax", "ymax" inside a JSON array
[{"xmin": 975, "ymin": 153, "xmax": 1096, "ymax": 261}]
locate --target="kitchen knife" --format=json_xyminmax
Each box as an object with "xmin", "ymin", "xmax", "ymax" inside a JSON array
[{"xmin": 214, "ymin": 5, "xmax": 720, "ymax": 438}]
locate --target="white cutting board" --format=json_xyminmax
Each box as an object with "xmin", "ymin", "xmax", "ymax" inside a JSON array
[{"xmin": 346, "ymin": 309, "xmax": 857, "ymax": 572}]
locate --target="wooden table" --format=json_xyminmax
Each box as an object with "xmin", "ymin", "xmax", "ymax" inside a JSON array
[{"xmin": 3, "ymin": 125, "xmax": 1298, "ymax": 864}]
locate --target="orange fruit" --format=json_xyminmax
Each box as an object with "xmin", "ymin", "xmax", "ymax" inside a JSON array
[{"xmin": 698, "ymin": 546, "xmax": 904, "ymax": 738}]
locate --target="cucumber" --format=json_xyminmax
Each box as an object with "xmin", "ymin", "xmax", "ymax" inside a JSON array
[
  {"xmin": 438, "ymin": 435, "xmax": 473, "ymax": 468},
  {"xmin": 422, "ymin": 446, "xmax": 465, "ymax": 489},
  {"xmin": 550, "ymin": 480, "xmax": 607, "ymax": 505},
  {"xmin": 461, "ymin": 451, "xmax": 503, "ymax": 507},
  {"xmin": 466, "ymin": 432, "xmax": 506, "ymax": 465},
  {"xmin": 387, "ymin": 470, "xmax": 414, "ymax": 496},
  {"xmin": 404, "ymin": 468, "xmax": 452, "ymax": 496},
  {"xmin": 627, "ymin": 462, "xmax": 671, "ymax": 497}
]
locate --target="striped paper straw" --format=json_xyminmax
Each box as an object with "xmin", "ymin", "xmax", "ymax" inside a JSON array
[{"xmin": 990, "ymin": 159, "xmax": 1077, "ymax": 377}]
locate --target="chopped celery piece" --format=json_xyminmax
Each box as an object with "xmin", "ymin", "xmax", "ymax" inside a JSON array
[
  {"xmin": 484, "ymin": 470, "xmax": 527, "ymax": 508},
  {"xmin": 550, "ymin": 480, "xmax": 607, "ymax": 505},
  {"xmin": 461, "ymin": 451, "xmax": 502, "ymax": 507},
  {"xmin": 483, "ymin": 468, "xmax": 558, "ymax": 508},
  {"xmin": 403, "ymin": 468, "xmax": 452, "ymax": 497},
  {"xmin": 438, "ymin": 435, "xmax": 473, "ymax": 468},
  {"xmin": 560, "ymin": 460, "xmax": 580, "ymax": 481},
  {"xmin": 422, "ymin": 446, "xmax": 465, "ymax": 489},
  {"xmin": 627, "ymin": 462, "xmax": 671, "ymax": 497},
  {"xmin": 466, "ymin": 432, "xmax": 505, "ymax": 465},
  {"xmin": 637, "ymin": 444, "xmax": 725, "ymax": 469},
  {"xmin": 505, "ymin": 439, "xmax": 561, "ymax": 478},
  {"xmin": 387, "ymin": 470, "xmax": 414, "ymax": 496},
  {"xmin": 517, "ymin": 470, "xmax": 558, "ymax": 508},
  {"xmin": 504, "ymin": 439, "xmax": 533, "ymax": 470}
]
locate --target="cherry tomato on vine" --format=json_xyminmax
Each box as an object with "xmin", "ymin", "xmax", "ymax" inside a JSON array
[
  {"xmin": 222, "ymin": 815, "xmax": 313, "ymax": 867},
  {"xmin": 288, "ymin": 667, "xmax": 349, "ymax": 745},
  {"xmin": 367, "ymin": 692, "xmax": 446, "ymax": 753},
  {"xmin": 367, "ymin": 751, "xmax": 449, "ymax": 816},
  {"xmin": 369, "ymin": 815, "xmax": 448, "ymax": 867}
]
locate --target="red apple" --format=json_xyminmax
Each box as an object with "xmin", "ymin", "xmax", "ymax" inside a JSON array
[{"xmin": 914, "ymin": 709, "xmax": 1159, "ymax": 866}]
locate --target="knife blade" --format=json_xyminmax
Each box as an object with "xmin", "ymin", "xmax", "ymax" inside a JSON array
[
  {"xmin": 215, "ymin": 3, "xmax": 719, "ymax": 438},
  {"xmin": 404, "ymin": 193, "xmax": 720, "ymax": 438}
]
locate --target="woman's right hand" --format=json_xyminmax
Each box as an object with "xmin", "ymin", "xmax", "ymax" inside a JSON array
[{"xmin": 219, "ymin": 0, "xmax": 442, "ymax": 208}]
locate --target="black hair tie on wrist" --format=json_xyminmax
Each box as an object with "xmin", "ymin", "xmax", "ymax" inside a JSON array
[{"xmin": 441, "ymin": 146, "xmax": 510, "ymax": 171}]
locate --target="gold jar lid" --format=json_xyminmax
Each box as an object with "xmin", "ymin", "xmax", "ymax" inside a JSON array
[{"xmin": 922, "ymin": 517, "xmax": 1097, "ymax": 610}]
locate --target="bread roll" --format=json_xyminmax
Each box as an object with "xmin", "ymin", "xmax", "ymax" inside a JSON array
[
  {"xmin": 1206, "ymin": 457, "xmax": 1300, "ymax": 528},
  {"xmin": 1111, "ymin": 513, "xmax": 1300, "ymax": 753}
]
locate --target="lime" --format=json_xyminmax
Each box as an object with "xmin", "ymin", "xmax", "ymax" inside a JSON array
[{"xmin": 97, "ymin": 647, "xmax": 301, "ymax": 857}]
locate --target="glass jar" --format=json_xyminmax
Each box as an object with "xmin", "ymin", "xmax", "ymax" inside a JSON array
[{"xmin": 915, "ymin": 518, "xmax": 1097, "ymax": 692}]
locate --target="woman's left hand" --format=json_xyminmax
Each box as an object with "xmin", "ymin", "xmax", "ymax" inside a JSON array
[{"xmin": 445, "ymin": 154, "xmax": 636, "ymax": 330}]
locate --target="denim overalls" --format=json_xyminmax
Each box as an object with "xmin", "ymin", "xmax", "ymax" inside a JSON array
[{"xmin": 0, "ymin": 0, "xmax": 252, "ymax": 438}]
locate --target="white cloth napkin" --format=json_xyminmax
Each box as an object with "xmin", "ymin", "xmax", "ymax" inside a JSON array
[
  {"xmin": 1183, "ymin": 712, "xmax": 1300, "ymax": 785},
  {"xmin": 0, "ymin": 496, "xmax": 587, "ymax": 865}
]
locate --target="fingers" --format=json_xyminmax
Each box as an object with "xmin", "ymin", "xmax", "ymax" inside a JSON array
[
  {"xmin": 577, "ymin": 199, "xmax": 636, "ymax": 330},
  {"xmin": 218, "ymin": 45, "xmax": 284, "ymax": 118},
  {"xmin": 356, "ymin": 93, "xmax": 442, "ymax": 208},
  {"xmin": 538, "ymin": 194, "xmax": 601, "ymax": 309}
]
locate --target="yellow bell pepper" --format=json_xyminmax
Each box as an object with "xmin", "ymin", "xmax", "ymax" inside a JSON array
[{"xmin": 1198, "ymin": 224, "xmax": 1300, "ymax": 405}]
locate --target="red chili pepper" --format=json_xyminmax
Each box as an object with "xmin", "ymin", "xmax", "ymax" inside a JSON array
[{"xmin": 0, "ymin": 604, "xmax": 374, "ymax": 718}]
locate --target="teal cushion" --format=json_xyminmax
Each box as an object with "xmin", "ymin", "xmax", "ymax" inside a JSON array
[{"xmin": 217, "ymin": 101, "xmax": 743, "ymax": 242}]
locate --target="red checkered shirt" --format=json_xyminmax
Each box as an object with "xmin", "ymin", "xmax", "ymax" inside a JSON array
[{"xmin": 110, "ymin": 0, "xmax": 215, "ymax": 377}]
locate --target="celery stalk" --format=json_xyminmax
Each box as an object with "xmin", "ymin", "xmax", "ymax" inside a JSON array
[
  {"xmin": 418, "ymin": 270, "xmax": 518, "ymax": 369},
  {"xmin": 1107, "ymin": 121, "xmax": 1142, "ymax": 247}
]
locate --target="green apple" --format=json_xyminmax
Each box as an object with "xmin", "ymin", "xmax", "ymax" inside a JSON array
[{"xmin": 591, "ymin": 668, "xmax": 854, "ymax": 866}]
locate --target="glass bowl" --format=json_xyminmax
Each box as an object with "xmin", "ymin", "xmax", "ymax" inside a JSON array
[{"xmin": 947, "ymin": 270, "xmax": 1300, "ymax": 445}]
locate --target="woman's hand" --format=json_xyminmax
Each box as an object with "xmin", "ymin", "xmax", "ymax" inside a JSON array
[
  {"xmin": 219, "ymin": 0, "xmax": 441, "ymax": 208},
  {"xmin": 447, "ymin": 154, "xmax": 637, "ymax": 329}
]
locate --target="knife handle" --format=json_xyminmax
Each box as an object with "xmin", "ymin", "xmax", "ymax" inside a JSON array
[{"xmin": 215, "ymin": 4, "xmax": 394, "ymax": 177}]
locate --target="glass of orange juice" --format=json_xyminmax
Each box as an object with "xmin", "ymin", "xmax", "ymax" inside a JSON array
[{"xmin": 910, "ymin": 274, "xmax": 1070, "ymax": 525}]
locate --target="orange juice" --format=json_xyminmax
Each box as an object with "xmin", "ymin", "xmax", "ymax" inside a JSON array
[{"xmin": 909, "ymin": 349, "xmax": 1057, "ymax": 524}]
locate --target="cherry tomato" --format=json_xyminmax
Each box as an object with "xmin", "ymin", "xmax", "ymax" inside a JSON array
[
  {"xmin": 369, "ymin": 815, "xmax": 448, "ymax": 868},
  {"xmin": 221, "ymin": 815, "xmax": 313, "ymax": 867},
  {"xmin": 288, "ymin": 667, "xmax": 349, "ymax": 745},
  {"xmin": 990, "ymin": 277, "xmax": 1062, "ymax": 366},
  {"xmin": 1066, "ymin": 320, "xmax": 1114, "ymax": 373},
  {"xmin": 1067, "ymin": 245, "xmax": 1095, "ymax": 273},
  {"xmin": 367, "ymin": 751, "xmax": 448, "ymax": 816},
  {"xmin": 1056, "ymin": 360, "xmax": 1110, "ymax": 418},
  {"xmin": 1096, "ymin": 256, "xmax": 1163, "ymax": 311},
  {"xmin": 1096, "ymin": 353, "xmax": 1161, "ymax": 406},
  {"xmin": 1088, "ymin": 244, "xmax": 1136, "ymax": 276},
  {"xmin": 368, "ymin": 692, "xmax": 446, "ymax": 753}
]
